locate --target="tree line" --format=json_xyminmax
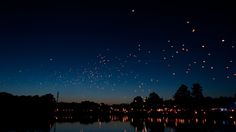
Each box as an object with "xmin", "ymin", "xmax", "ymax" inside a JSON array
[
  {"xmin": 0, "ymin": 83, "xmax": 235, "ymax": 115},
  {"xmin": 0, "ymin": 92, "xmax": 55, "ymax": 130},
  {"xmin": 131, "ymin": 83, "xmax": 236, "ymax": 110}
]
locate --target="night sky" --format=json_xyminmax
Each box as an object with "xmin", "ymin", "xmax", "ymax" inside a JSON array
[{"xmin": 0, "ymin": 0, "xmax": 235, "ymax": 104}]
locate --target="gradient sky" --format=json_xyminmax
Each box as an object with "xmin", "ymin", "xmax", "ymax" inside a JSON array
[{"xmin": 0, "ymin": 0, "xmax": 235, "ymax": 104}]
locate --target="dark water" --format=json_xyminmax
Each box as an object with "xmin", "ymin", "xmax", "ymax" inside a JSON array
[
  {"xmin": 50, "ymin": 118, "xmax": 236, "ymax": 132},
  {"xmin": 51, "ymin": 122, "xmax": 135, "ymax": 132},
  {"xmin": 1, "ymin": 116, "xmax": 236, "ymax": 131}
]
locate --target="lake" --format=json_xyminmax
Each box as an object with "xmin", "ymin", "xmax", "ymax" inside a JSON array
[
  {"xmin": 1, "ymin": 115, "xmax": 236, "ymax": 131},
  {"xmin": 50, "ymin": 117, "xmax": 236, "ymax": 132},
  {"xmin": 51, "ymin": 121, "xmax": 177, "ymax": 132}
]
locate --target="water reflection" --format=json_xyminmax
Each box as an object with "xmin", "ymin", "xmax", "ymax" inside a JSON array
[
  {"xmin": 52, "ymin": 122, "xmax": 134, "ymax": 132},
  {"xmin": 1, "ymin": 115, "xmax": 236, "ymax": 131},
  {"xmin": 50, "ymin": 115, "xmax": 236, "ymax": 132}
]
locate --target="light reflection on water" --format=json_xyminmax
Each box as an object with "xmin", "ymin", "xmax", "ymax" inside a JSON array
[
  {"xmin": 51, "ymin": 122, "xmax": 134, "ymax": 132},
  {"xmin": 50, "ymin": 120, "xmax": 236, "ymax": 132}
]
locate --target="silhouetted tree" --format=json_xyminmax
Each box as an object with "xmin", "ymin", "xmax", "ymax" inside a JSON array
[
  {"xmin": 0, "ymin": 92, "xmax": 56, "ymax": 131},
  {"xmin": 147, "ymin": 92, "xmax": 163, "ymax": 110},
  {"xmin": 191, "ymin": 83, "xmax": 204, "ymax": 109},
  {"xmin": 174, "ymin": 84, "xmax": 191, "ymax": 101},
  {"xmin": 80, "ymin": 101, "xmax": 100, "ymax": 113},
  {"xmin": 174, "ymin": 84, "xmax": 191, "ymax": 108},
  {"xmin": 133, "ymin": 96, "xmax": 143, "ymax": 103},
  {"xmin": 191, "ymin": 83, "xmax": 203, "ymax": 99},
  {"xmin": 131, "ymin": 96, "xmax": 144, "ymax": 111},
  {"xmin": 41, "ymin": 94, "xmax": 55, "ymax": 103}
]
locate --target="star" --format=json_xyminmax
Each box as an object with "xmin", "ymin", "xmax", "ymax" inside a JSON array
[
  {"xmin": 0, "ymin": 1, "xmax": 235, "ymax": 104},
  {"xmin": 225, "ymin": 66, "xmax": 230, "ymax": 70}
]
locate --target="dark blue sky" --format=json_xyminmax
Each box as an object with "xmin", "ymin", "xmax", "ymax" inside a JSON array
[{"xmin": 0, "ymin": 0, "xmax": 235, "ymax": 104}]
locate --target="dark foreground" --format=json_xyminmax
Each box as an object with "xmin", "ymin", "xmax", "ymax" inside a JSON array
[
  {"xmin": 1, "ymin": 114, "xmax": 236, "ymax": 132},
  {"xmin": 0, "ymin": 92, "xmax": 236, "ymax": 131}
]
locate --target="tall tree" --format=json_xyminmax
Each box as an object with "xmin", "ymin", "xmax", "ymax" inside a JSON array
[
  {"xmin": 147, "ymin": 92, "xmax": 162, "ymax": 109},
  {"xmin": 174, "ymin": 84, "xmax": 191, "ymax": 101},
  {"xmin": 191, "ymin": 83, "xmax": 203, "ymax": 99},
  {"xmin": 131, "ymin": 96, "xmax": 144, "ymax": 111},
  {"xmin": 133, "ymin": 96, "xmax": 143, "ymax": 103},
  {"xmin": 173, "ymin": 84, "xmax": 191, "ymax": 107}
]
